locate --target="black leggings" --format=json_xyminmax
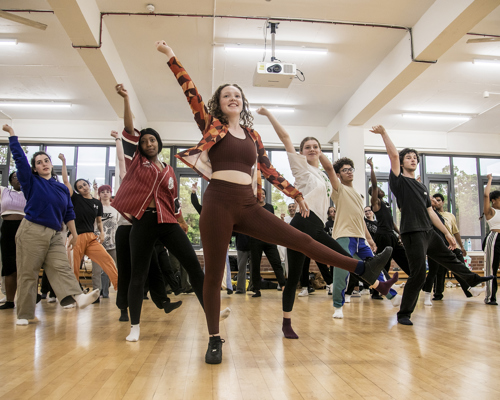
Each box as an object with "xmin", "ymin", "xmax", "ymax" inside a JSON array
[
  {"xmin": 483, "ymin": 231, "xmax": 500, "ymax": 303},
  {"xmin": 200, "ymin": 181, "xmax": 360, "ymax": 334},
  {"xmin": 0, "ymin": 219, "xmax": 22, "ymax": 276},
  {"xmin": 127, "ymin": 211, "xmax": 205, "ymax": 325},
  {"xmin": 284, "ymin": 213, "xmax": 352, "ymax": 311},
  {"xmin": 250, "ymin": 237, "xmax": 286, "ymax": 290},
  {"xmin": 115, "ymin": 225, "xmax": 171, "ymax": 311}
]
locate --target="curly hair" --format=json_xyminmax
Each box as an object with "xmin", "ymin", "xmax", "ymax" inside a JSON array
[
  {"xmin": 399, "ymin": 148, "xmax": 420, "ymax": 166},
  {"xmin": 333, "ymin": 157, "xmax": 354, "ymax": 174},
  {"xmin": 207, "ymin": 84, "xmax": 254, "ymax": 128},
  {"xmin": 490, "ymin": 190, "xmax": 500, "ymax": 201}
]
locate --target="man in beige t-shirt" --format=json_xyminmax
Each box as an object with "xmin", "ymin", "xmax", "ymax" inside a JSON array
[{"xmin": 330, "ymin": 157, "xmax": 400, "ymax": 319}]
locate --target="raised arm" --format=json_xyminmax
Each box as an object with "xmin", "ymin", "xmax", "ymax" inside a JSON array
[
  {"xmin": 156, "ymin": 40, "xmax": 213, "ymax": 133},
  {"xmin": 371, "ymin": 125, "xmax": 400, "ymax": 176},
  {"xmin": 190, "ymin": 182, "xmax": 202, "ymax": 215},
  {"xmin": 256, "ymin": 107, "xmax": 295, "ymax": 153},
  {"xmin": 319, "ymin": 153, "xmax": 340, "ymax": 191},
  {"xmin": 484, "ymin": 173, "xmax": 494, "ymax": 220},
  {"xmin": 111, "ymin": 130, "xmax": 127, "ymax": 180},
  {"xmin": 367, "ymin": 157, "xmax": 380, "ymax": 211},
  {"xmin": 58, "ymin": 153, "xmax": 73, "ymax": 196},
  {"xmin": 3, "ymin": 125, "xmax": 34, "ymax": 194},
  {"xmin": 115, "ymin": 84, "xmax": 134, "ymax": 134}
]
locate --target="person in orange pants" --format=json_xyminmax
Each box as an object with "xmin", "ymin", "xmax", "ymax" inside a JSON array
[{"xmin": 59, "ymin": 154, "xmax": 118, "ymax": 290}]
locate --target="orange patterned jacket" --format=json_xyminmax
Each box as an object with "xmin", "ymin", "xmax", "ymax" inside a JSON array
[{"xmin": 168, "ymin": 56, "xmax": 302, "ymax": 202}]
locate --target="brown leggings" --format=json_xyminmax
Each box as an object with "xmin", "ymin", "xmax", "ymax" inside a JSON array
[{"xmin": 200, "ymin": 180, "xmax": 359, "ymax": 334}]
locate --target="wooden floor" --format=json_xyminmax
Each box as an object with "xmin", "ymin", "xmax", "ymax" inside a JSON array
[{"xmin": 1, "ymin": 287, "xmax": 500, "ymax": 400}]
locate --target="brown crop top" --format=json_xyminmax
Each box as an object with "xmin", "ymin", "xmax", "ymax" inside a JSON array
[{"xmin": 209, "ymin": 130, "xmax": 257, "ymax": 175}]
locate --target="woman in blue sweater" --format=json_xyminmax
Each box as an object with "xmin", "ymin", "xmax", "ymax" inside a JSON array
[{"xmin": 3, "ymin": 124, "xmax": 99, "ymax": 325}]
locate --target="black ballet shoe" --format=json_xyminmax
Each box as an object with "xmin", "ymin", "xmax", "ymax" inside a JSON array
[
  {"xmin": 163, "ymin": 300, "xmax": 182, "ymax": 314},
  {"xmin": 398, "ymin": 316, "xmax": 413, "ymax": 326},
  {"xmin": 119, "ymin": 309, "xmax": 129, "ymax": 322},
  {"xmin": 251, "ymin": 291, "xmax": 261, "ymax": 298}
]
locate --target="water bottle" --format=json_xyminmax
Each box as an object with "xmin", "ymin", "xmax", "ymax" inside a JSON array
[{"xmin": 466, "ymin": 238, "xmax": 472, "ymax": 252}]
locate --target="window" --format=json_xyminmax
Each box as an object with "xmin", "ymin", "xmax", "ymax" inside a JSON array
[
  {"xmin": 365, "ymin": 153, "xmax": 391, "ymax": 173},
  {"xmin": 426, "ymin": 156, "xmax": 450, "ymax": 174},
  {"xmin": 480, "ymin": 158, "xmax": 500, "ymax": 176},
  {"xmin": 178, "ymin": 175, "xmax": 202, "ymax": 247},
  {"xmin": 76, "ymin": 147, "xmax": 107, "ymax": 186},
  {"xmin": 158, "ymin": 148, "xmax": 171, "ymax": 165},
  {"xmin": 46, "ymin": 146, "xmax": 76, "ymax": 166},
  {"xmin": 9, "ymin": 145, "xmax": 41, "ymax": 174}
]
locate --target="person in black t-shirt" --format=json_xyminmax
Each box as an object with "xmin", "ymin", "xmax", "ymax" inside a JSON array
[
  {"xmin": 372, "ymin": 125, "xmax": 493, "ymax": 326},
  {"xmin": 367, "ymin": 157, "xmax": 409, "ymax": 278},
  {"xmin": 60, "ymin": 154, "xmax": 119, "ymax": 293}
]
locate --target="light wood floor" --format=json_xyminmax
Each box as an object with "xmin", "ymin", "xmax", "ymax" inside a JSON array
[{"xmin": 1, "ymin": 287, "xmax": 500, "ymax": 400}]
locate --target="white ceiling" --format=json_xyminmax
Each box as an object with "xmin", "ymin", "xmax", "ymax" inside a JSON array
[{"xmin": 1, "ymin": 0, "xmax": 500, "ymax": 136}]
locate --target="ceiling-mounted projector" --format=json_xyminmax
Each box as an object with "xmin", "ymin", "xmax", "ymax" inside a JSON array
[{"xmin": 253, "ymin": 62, "xmax": 296, "ymax": 88}]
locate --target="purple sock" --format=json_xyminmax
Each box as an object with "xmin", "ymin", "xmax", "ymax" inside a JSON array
[
  {"xmin": 375, "ymin": 272, "xmax": 399, "ymax": 296},
  {"xmin": 282, "ymin": 317, "xmax": 299, "ymax": 339}
]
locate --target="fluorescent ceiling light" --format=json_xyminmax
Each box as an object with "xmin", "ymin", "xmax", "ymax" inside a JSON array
[
  {"xmin": 0, "ymin": 39, "xmax": 17, "ymax": 46},
  {"xmin": 401, "ymin": 112, "xmax": 473, "ymax": 121},
  {"xmin": 472, "ymin": 58, "xmax": 500, "ymax": 66},
  {"xmin": 250, "ymin": 106, "xmax": 295, "ymax": 113},
  {"xmin": 0, "ymin": 100, "xmax": 72, "ymax": 108},
  {"xmin": 224, "ymin": 44, "xmax": 327, "ymax": 55}
]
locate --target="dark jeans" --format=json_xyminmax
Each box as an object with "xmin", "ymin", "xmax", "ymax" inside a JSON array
[
  {"xmin": 398, "ymin": 229, "xmax": 479, "ymax": 320},
  {"xmin": 126, "ymin": 211, "xmax": 204, "ymax": 325},
  {"xmin": 284, "ymin": 213, "xmax": 351, "ymax": 312},
  {"xmin": 423, "ymin": 248, "xmax": 472, "ymax": 298},
  {"xmin": 250, "ymin": 237, "xmax": 286, "ymax": 290}
]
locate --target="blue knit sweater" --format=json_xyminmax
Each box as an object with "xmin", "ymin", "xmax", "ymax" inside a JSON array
[{"xmin": 9, "ymin": 136, "xmax": 75, "ymax": 231}]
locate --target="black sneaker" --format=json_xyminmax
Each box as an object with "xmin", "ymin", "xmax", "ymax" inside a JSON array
[
  {"xmin": 486, "ymin": 300, "xmax": 498, "ymax": 306},
  {"xmin": 371, "ymin": 293, "xmax": 383, "ymax": 300},
  {"xmin": 251, "ymin": 290, "xmax": 261, "ymax": 298},
  {"xmin": 119, "ymin": 309, "xmax": 129, "ymax": 322},
  {"xmin": 227, "ymin": 289, "xmax": 233, "ymax": 295},
  {"xmin": 308, "ymin": 287, "xmax": 315, "ymax": 294},
  {"xmin": 205, "ymin": 336, "xmax": 225, "ymax": 364},
  {"xmin": 0, "ymin": 301, "xmax": 14, "ymax": 310},
  {"xmin": 361, "ymin": 247, "xmax": 393, "ymax": 285}
]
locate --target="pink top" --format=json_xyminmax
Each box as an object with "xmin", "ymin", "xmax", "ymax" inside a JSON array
[{"xmin": 0, "ymin": 187, "xmax": 26, "ymax": 216}]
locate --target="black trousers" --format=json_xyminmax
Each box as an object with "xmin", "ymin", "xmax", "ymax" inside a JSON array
[
  {"xmin": 0, "ymin": 219, "xmax": 22, "ymax": 276},
  {"xmin": 250, "ymin": 237, "xmax": 286, "ymax": 290},
  {"xmin": 423, "ymin": 248, "xmax": 471, "ymax": 298},
  {"xmin": 398, "ymin": 229, "xmax": 479, "ymax": 319},
  {"xmin": 483, "ymin": 231, "xmax": 500, "ymax": 303},
  {"xmin": 115, "ymin": 225, "xmax": 171, "ymax": 311},
  {"xmin": 284, "ymin": 213, "xmax": 351, "ymax": 312},
  {"xmin": 372, "ymin": 232, "xmax": 410, "ymax": 275},
  {"xmin": 154, "ymin": 241, "xmax": 182, "ymax": 293}
]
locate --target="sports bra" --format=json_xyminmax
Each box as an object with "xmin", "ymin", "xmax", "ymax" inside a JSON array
[{"xmin": 209, "ymin": 130, "xmax": 256, "ymax": 175}]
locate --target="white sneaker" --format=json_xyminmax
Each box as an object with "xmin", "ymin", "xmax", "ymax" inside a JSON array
[
  {"xmin": 361, "ymin": 289, "xmax": 370, "ymax": 295},
  {"xmin": 390, "ymin": 294, "xmax": 402, "ymax": 307},
  {"xmin": 47, "ymin": 296, "xmax": 56, "ymax": 303},
  {"xmin": 424, "ymin": 292, "xmax": 433, "ymax": 306},
  {"xmin": 470, "ymin": 286, "xmax": 486, "ymax": 297},
  {"xmin": 75, "ymin": 289, "xmax": 100, "ymax": 309},
  {"xmin": 63, "ymin": 303, "xmax": 76, "ymax": 309},
  {"xmin": 16, "ymin": 319, "xmax": 28, "ymax": 326},
  {"xmin": 219, "ymin": 307, "xmax": 231, "ymax": 321},
  {"xmin": 344, "ymin": 294, "xmax": 351, "ymax": 303},
  {"xmin": 351, "ymin": 290, "xmax": 361, "ymax": 298},
  {"xmin": 332, "ymin": 308, "xmax": 343, "ymax": 319},
  {"xmin": 298, "ymin": 288, "xmax": 309, "ymax": 297}
]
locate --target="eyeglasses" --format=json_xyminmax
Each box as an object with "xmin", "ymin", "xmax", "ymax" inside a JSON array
[{"xmin": 340, "ymin": 167, "xmax": 355, "ymax": 173}]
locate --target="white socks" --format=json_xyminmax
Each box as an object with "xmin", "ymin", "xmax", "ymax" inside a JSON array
[
  {"xmin": 424, "ymin": 292, "xmax": 433, "ymax": 306},
  {"xmin": 219, "ymin": 307, "xmax": 231, "ymax": 321},
  {"xmin": 391, "ymin": 294, "xmax": 402, "ymax": 307},
  {"xmin": 47, "ymin": 296, "xmax": 57, "ymax": 303},
  {"xmin": 126, "ymin": 324, "xmax": 140, "ymax": 342},
  {"xmin": 470, "ymin": 286, "xmax": 485, "ymax": 297},
  {"xmin": 74, "ymin": 289, "xmax": 100, "ymax": 309},
  {"xmin": 344, "ymin": 294, "xmax": 351, "ymax": 303},
  {"xmin": 16, "ymin": 319, "xmax": 28, "ymax": 326},
  {"xmin": 332, "ymin": 307, "xmax": 344, "ymax": 319}
]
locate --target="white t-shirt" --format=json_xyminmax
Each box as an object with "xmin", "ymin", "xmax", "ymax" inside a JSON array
[
  {"xmin": 95, "ymin": 204, "xmax": 119, "ymax": 250},
  {"xmin": 287, "ymin": 152, "xmax": 332, "ymax": 224}
]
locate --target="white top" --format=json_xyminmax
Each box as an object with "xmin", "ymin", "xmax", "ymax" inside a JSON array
[
  {"xmin": 486, "ymin": 208, "xmax": 500, "ymax": 230},
  {"xmin": 94, "ymin": 204, "xmax": 119, "ymax": 250},
  {"xmin": 287, "ymin": 152, "xmax": 332, "ymax": 224},
  {"xmin": 284, "ymin": 215, "xmax": 293, "ymax": 224}
]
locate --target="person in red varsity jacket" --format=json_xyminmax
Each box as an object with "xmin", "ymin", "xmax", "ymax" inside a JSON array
[
  {"xmin": 156, "ymin": 40, "xmax": 393, "ymax": 365},
  {"xmin": 111, "ymin": 85, "xmax": 213, "ymax": 343}
]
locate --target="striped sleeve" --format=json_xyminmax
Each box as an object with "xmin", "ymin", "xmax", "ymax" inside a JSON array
[{"xmin": 122, "ymin": 129, "xmax": 140, "ymax": 169}]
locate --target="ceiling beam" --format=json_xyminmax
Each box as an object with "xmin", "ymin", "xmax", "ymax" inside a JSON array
[
  {"xmin": 46, "ymin": 0, "xmax": 147, "ymax": 127},
  {"xmin": 327, "ymin": 0, "xmax": 500, "ymax": 136}
]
